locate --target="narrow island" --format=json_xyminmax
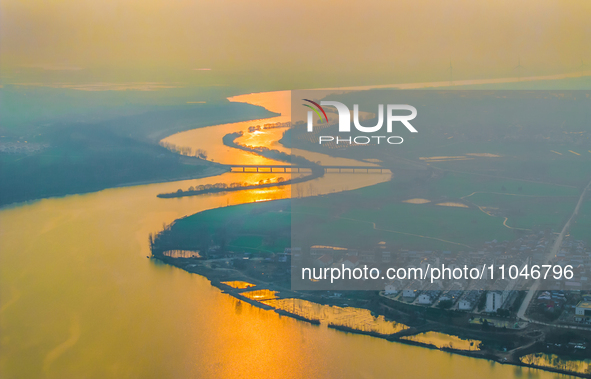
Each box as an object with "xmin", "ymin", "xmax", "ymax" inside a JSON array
[{"xmin": 157, "ymin": 131, "xmax": 325, "ymax": 198}]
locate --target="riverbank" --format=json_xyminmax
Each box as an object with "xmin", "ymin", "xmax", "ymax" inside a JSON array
[
  {"xmin": 112, "ymin": 163, "xmax": 229, "ymax": 188},
  {"xmin": 151, "ymin": 252, "xmax": 591, "ymax": 378},
  {"xmin": 0, "ymin": 90, "xmax": 278, "ymax": 207},
  {"xmin": 0, "ymin": 161, "xmax": 230, "ymax": 211}
]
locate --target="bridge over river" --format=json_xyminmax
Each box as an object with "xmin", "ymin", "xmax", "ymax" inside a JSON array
[{"xmin": 228, "ymin": 164, "xmax": 390, "ymax": 173}]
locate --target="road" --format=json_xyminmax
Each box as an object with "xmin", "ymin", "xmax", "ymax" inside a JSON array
[{"xmin": 517, "ymin": 178, "xmax": 591, "ymax": 321}]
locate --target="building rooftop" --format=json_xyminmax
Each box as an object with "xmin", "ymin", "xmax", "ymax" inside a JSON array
[{"xmin": 576, "ymin": 300, "xmax": 591, "ymax": 309}]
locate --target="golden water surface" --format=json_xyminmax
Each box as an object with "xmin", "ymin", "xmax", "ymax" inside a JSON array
[{"xmin": 0, "ymin": 89, "xmax": 576, "ymax": 378}]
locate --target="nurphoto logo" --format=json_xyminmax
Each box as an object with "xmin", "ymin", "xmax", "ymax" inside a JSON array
[{"xmin": 303, "ymin": 99, "xmax": 418, "ymax": 145}]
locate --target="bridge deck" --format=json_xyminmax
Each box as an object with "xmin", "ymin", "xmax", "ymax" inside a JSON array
[{"xmin": 227, "ymin": 164, "xmax": 389, "ymax": 173}]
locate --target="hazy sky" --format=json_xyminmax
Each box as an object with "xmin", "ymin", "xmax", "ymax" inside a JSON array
[{"xmin": 1, "ymin": 0, "xmax": 590, "ymax": 87}]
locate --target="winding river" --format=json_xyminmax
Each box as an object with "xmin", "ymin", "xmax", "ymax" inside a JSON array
[{"xmin": 0, "ymin": 89, "xmax": 577, "ymax": 378}]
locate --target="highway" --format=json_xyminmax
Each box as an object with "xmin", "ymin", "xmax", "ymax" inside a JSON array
[{"xmin": 517, "ymin": 178, "xmax": 591, "ymax": 321}]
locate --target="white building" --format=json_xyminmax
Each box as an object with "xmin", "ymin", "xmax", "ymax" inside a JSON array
[
  {"xmin": 458, "ymin": 299, "xmax": 472, "ymax": 311},
  {"xmin": 418, "ymin": 293, "xmax": 432, "ymax": 305},
  {"xmin": 485, "ymin": 291, "xmax": 505, "ymax": 313},
  {"xmin": 384, "ymin": 284, "xmax": 397, "ymax": 295},
  {"xmin": 402, "ymin": 289, "xmax": 416, "ymax": 298}
]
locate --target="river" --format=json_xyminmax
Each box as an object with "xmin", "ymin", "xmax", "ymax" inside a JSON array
[{"xmin": 0, "ymin": 89, "xmax": 577, "ymax": 378}]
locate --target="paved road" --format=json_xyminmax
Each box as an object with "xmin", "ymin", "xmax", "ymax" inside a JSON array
[{"xmin": 517, "ymin": 178, "xmax": 591, "ymax": 321}]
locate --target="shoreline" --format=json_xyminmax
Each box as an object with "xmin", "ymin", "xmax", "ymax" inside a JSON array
[
  {"xmin": 113, "ymin": 165, "xmax": 229, "ymax": 189},
  {"xmin": 152, "ymin": 254, "xmax": 590, "ymax": 379},
  {"xmin": 0, "ymin": 165, "xmax": 230, "ymax": 211}
]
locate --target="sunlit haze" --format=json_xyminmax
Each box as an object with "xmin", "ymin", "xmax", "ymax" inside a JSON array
[{"xmin": 1, "ymin": 0, "xmax": 590, "ymax": 88}]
